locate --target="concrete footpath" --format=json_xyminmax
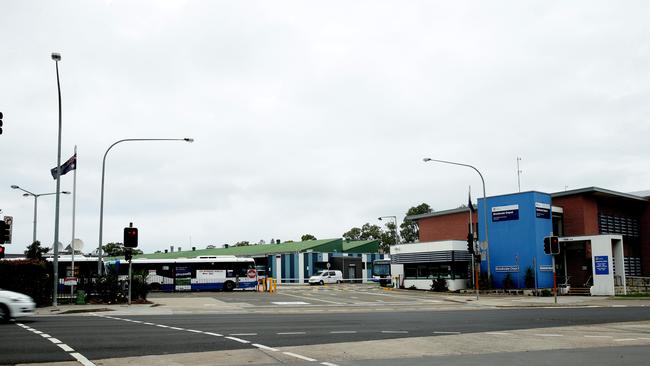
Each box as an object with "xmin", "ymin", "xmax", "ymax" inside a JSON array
[{"xmin": 34, "ymin": 288, "xmax": 650, "ymax": 317}]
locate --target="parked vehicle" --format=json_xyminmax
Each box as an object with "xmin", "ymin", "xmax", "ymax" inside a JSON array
[
  {"xmin": 308, "ymin": 270, "xmax": 343, "ymax": 285},
  {"xmin": 371, "ymin": 259, "xmax": 392, "ymax": 287},
  {"xmin": 0, "ymin": 288, "xmax": 35, "ymax": 322}
]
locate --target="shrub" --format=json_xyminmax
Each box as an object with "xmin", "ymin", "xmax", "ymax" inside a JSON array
[
  {"xmin": 524, "ymin": 267, "xmax": 535, "ymax": 288},
  {"xmin": 132, "ymin": 270, "xmax": 150, "ymax": 301},
  {"xmin": 431, "ymin": 278, "xmax": 448, "ymax": 292},
  {"xmin": 503, "ymin": 273, "xmax": 515, "ymax": 289},
  {"xmin": 0, "ymin": 259, "xmax": 52, "ymax": 306}
]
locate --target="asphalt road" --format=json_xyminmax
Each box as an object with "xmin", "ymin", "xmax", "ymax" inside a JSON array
[{"xmin": 2, "ymin": 306, "xmax": 650, "ymax": 364}]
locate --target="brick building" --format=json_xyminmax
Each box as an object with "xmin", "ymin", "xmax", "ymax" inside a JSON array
[{"xmin": 406, "ymin": 187, "xmax": 650, "ymax": 277}]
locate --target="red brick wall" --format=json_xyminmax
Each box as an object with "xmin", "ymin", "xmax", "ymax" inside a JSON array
[
  {"xmin": 552, "ymin": 195, "xmax": 599, "ymax": 236},
  {"xmin": 418, "ymin": 211, "xmax": 478, "ymax": 242}
]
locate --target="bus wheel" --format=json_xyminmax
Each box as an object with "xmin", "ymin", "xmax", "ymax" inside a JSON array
[{"xmin": 224, "ymin": 281, "xmax": 235, "ymax": 292}]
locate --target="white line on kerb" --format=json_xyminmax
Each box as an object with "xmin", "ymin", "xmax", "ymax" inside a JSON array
[
  {"xmin": 252, "ymin": 343, "xmax": 278, "ymax": 352},
  {"xmin": 584, "ymin": 335, "xmax": 612, "ymax": 338},
  {"xmin": 486, "ymin": 332, "xmax": 512, "ymax": 335},
  {"xmin": 57, "ymin": 344, "xmax": 75, "ymax": 352},
  {"xmin": 321, "ymin": 362, "xmax": 340, "ymax": 366},
  {"xmin": 614, "ymin": 338, "xmax": 638, "ymax": 342},
  {"xmin": 70, "ymin": 352, "xmax": 96, "ymax": 366},
  {"xmin": 381, "ymin": 330, "xmax": 408, "ymax": 334},
  {"xmin": 283, "ymin": 351, "xmax": 317, "ymax": 362}
]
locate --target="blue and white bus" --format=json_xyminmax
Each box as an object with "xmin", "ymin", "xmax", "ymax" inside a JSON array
[
  {"xmin": 371, "ymin": 258, "xmax": 392, "ymax": 287},
  {"xmin": 109, "ymin": 256, "xmax": 258, "ymax": 292}
]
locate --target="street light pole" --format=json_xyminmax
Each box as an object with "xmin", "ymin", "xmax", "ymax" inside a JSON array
[
  {"xmin": 51, "ymin": 52, "xmax": 62, "ymax": 307},
  {"xmin": 97, "ymin": 138, "xmax": 194, "ymax": 274},
  {"xmin": 422, "ymin": 158, "xmax": 491, "ymax": 283},
  {"xmin": 11, "ymin": 185, "xmax": 70, "ymax": 243}
]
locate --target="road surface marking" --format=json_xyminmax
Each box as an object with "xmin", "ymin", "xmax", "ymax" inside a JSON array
[
  {"xmin": 584, "ymin": 335, "xmax": 612, "ymax": 338},
  {"xmin": 434, "ymin": 331, "xmax": 461, "ymax": 334},
  {"xmin": 186, "ymin": 329, "xmax": 205, "ymax": 334},
  {"xmin": 486, "ymin": 332, "xmax": 512, "ymax": 335},
  {"xmin": 204, "ymin": 332, "xmax": 224, "ymax": 337},
  {"xmin": 272, "ymin": 301, "xmax": 311, "ymax": 305},
  {"xmin": 534, "ymin": 334, "xmax": 563, "ymax": 337},
  {"xmin": 70, "ymin": 352, "xmax": 96, "ymax": 366},
  {"xmin": 614, "ymin": 338, "xmax": 638, "ymax": 342},
  {"xmin": 253, "ymin": 343, "xmax": 278, "ymax": 352},
  {"xmin": 277, "ymin": 332, "xmax": 307, "ymax": 335},
  {"xmin": 282, "ymin": 292, "xmax": 343, "ymax": 304},
  {"xmin": 283, "ymin": 351, "xmax": 317, "ymax": 362},
  {"xmin": 321, "ymin": 363, "xmax": 340, "ymax": 366},
  {"xmin": 225, "ymin": 336, "xmax": 250, "ymax": 344},
  {"xmin": 156, "ymin": 325, "xmax": 170, "ymax": 328},
  {"xmin": 143, "ymin": 322, "xmax": 154, "ymax": 325},
  {"xmin": 40, "ymin": 333, "xmax": 52, "ymax": 338},
  {"xmin": 57, "ymin": 344, "xmax": 75, "ymax": 352},
  {"xmin": 48, "ymin": 338, "xmax": 63, "ymax": 344},
  {"xmin": 381, "ymin": 330, "xmax": 408, "ymax": 334},
  {"xmin": 33, "ymin": 330, "xmax": 43, "ymax": 334},
  {"xmin": 230, "ymin": 333, "xmax": 258, "ymax": 336},
  {"xmin": 169, "ymin": 327, "xmax": 184, "ymax": 331},
  {"xmin": 330, "ymin": 331, "xmax": 357, "ymax": 334}
]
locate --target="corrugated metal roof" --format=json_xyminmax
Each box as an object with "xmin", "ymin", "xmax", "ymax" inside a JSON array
[
  {"xmin": 134, "ymin": 238, "xmax": 343, "ymax": 259},
  {"xmin": 405, "ymin": 206, "xmax": 473, "ymax": 221},
  {"xmin": 551, "ymin": 186, "xmax": 648, "ymax": 202},
  {"xmin": 342, "ymin": 240, "xmax": 381, "ymax": 253}
]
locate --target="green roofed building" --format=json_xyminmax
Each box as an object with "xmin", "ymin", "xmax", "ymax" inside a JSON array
[{"xmin": 131, "ymin": 238, "xmax": 387, "ymax": 285}]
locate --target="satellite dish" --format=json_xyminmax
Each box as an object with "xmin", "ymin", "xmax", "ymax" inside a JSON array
[
  {"xmin": 71, "ymin": 238, "xmax": 84, "ymax": 251},
  {"xmin": 52, "ymin": 241, "xmax": 64, "ymax": 252}
]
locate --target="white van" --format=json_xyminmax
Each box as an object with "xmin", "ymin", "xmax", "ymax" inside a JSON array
[{"xmin": 308, "ymin": 270, "xmax": 343, "ymax": 285}]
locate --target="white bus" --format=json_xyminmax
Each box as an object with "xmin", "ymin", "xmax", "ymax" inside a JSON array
[{"xmin": 107, "ymin": 256, "xmax": 258, "ymax": 292}]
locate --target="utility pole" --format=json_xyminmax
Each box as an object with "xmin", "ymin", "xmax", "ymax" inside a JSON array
[{"xmin": 516, "ymin": 157, "xmax": 522, "ymax": 192}]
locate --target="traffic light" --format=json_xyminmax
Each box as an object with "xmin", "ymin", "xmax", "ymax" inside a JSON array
[
  {"xmin": 0, "ymin": 245, "xmax": 5, "ymax": 259},
  {"xmin": 0, "ymin": 221, "xmax": 9, "ymax": 244},
  {"xmin": 124, "ymin": 227, "xmax": 138, "ymax": 248},
  {"xmin": 466, "ymin": 232, "xmax": 474, "ymax": 254},
  {"xmin": 543, "ymin": 236, "xmax": 560, "ymax": 255},
  {"xmin": 124, "ymin": 248, "xmax": 132, "ymax": 261},
  {"xmin": 0, "ymin": 111, "xmax": 3, "ymax": 135}
]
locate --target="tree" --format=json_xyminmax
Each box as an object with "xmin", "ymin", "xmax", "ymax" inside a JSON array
[
  {"xmin": 234, "ymin": 241, "xmax": 250, "ymax": 247},
  {"xmin": 301, "ymin": 234, "xmax": 317, "ymax": 241},
  {"xmin": 400, "ymin": 203, "xmax": 433, "ymax": 243},
  {"xmin": 360, "ymin": 223, "xmax": 382, "ymax": 240},
  {"xmin": 24, "ymin": 241, "xmax": 49, "ymax": 261},
  {"xmin": 342, "ymin": 227, "xmax": 361, "ymax": 241},
  {"xmin": 379, "ymin": 221, "xmax": 398, "ymax": 253},
  {"xmin": 102, "ymin": 242, "xmax": 124, "ymax": 257}
]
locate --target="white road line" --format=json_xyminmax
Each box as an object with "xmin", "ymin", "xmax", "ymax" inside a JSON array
[
  {"xmin": 534, "ymin": 334, "xmax": 563, "ymax": 337},
  {"xmin": 156, "ymin": 325, "xmax": 170, "ymax": 328},
  {"xmin": 49, "ymin": 338, "xmax": 63, "ymax": 344},
  {"xmin": 283, "ymin": 351, "xmax": 317, "ymax": 362},
  {"xmin": 40, "ymin": 333, "xmax": 52, "ymax": 338},
  {"xmin": 33, "ymin": 330, "xmax": 43, "ymax": 334},
  {"xmin": 282, "ymin": 292, "xmax": 344, "ymax": 305},
  {"xmin": 277, "ymin": 332, "xmax": 307, "ymax": 335},
  {"xmin": 186, "ymin": 329, "xmax": 205, "ymax": 334},
  {"xmin": 321, "ymin": 363, "xmax": 339, "ymax": 366},
  {"xmin": 204, "ymin": 332, "xmax": 223, "ymax": 337},
  {"xmin": 434, "ymin": 331, "xmax": 461, "ymax": 334},
  {"xmin": 70, "ymin": 352, "xmax": 96, "ymax": 366},
  {"xmin": 330, "ymin": 331, "xmax": 357, "ymax": 334},
  {"xmin": 614, "ymin": 338, "xmax": 638, "ymax": 342},
  {"xmin": 143, "ymin": 322, "xmax": 154, "ymax": 325},
  {"xmin": 584, "ymin": 335, "xmax": 613, "ymax": 338},
  {"xmin": 486, "ymin": 332, "xmax": 512, "ymax": 335},
  {"xmin": 230, "ymin": 333, "xmax": 258, "ymax": 336},
  {"xmin": 57, "ymin": 344, "xmax": 75, "ymax": 352},
  {"xmin": 252, "ymin": 343, "xmax": 278, "ymax": 352},
  {"xmin": 381, "ymin": 330, "xmax": 408, "ymax": 334},
  {"xmin": 169, "ymin": 327, "xmax": 184, "ymax": 331},
  {"xmin": 225, "ymin": 336, "xmax": 250, "ymax": 344}
]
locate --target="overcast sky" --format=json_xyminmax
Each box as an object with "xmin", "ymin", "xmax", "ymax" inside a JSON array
[{"xmin": 1, "ymin": 1, "xmax": 649, "ymax": 254}]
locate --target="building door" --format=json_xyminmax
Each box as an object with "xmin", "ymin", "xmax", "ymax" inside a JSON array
[
  {"xmin": 348, "ymin": 266, "xmax": 355, "ymax": 283},
  {"xmin": 560, "ymin": 241, "xmax": 592, "ymax": 287}
]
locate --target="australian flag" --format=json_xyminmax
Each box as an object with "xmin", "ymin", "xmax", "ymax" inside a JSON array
[
  {"xmin": 51, "ymin": 154, "xmax": 77, "ymax": 179},
  {"xmin": 468, "ymin": 190, "xmax": 476, "ymax": 212}
]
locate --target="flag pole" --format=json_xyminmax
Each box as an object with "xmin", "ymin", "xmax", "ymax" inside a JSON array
[{"xmin": 70, "ymin": 146, "xmax": 77, "ymax": 302}]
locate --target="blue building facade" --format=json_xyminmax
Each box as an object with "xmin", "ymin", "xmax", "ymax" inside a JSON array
[{"xmin": 478, "ymin": 191, "xmax": 554, "ymax": 288}]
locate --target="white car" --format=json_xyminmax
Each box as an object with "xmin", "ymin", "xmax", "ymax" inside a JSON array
[
  {"xmin": 308, "ymin": 270, "xmax": 343, "ymax": 285},
  {"xmin": 0, "ymin": 288, "xmax": 36, "ymax": 322}
]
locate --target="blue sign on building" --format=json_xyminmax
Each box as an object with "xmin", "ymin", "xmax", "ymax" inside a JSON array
[
  {"xmin": 492, "ymin": 204, "xmax": 519, "ymax": 222},
  {"xmin": 535, "ymin": 202, "xmax": 551, "ymax": 219},
  {"xmin": 594, "ymin": 256, "xmax": 609, "ymax": 275}
]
